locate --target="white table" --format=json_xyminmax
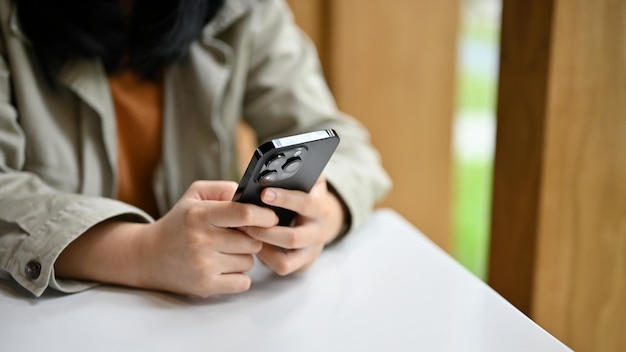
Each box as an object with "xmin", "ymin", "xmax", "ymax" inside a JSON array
[{"xmin": 0, "ymin": 209, "xmax": 570, "ymax": 352}]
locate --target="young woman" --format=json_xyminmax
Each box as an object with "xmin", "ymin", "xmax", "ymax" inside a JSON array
[{"xmin": 0, "ymin": 0, "xmax": 390, "ymax": 298}]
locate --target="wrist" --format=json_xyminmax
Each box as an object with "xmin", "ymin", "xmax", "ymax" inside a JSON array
[{"xmin": 118, "ymin": 222, "xmax": 151, "ymax": 288}]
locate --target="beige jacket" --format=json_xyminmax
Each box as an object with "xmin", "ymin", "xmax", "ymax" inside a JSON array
[{"xmin": 0, "ymin": 0, "xmax": 391, "ymax": 296}]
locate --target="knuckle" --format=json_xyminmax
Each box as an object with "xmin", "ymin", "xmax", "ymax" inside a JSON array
[
  {"xmin": 284, "ymin": 229, "xmax": 300, "ymax": 249},
  {"xmin": 248, "ymin": 239, "xmax": 263, "ymax": 253},
  {"xmin": 236, "ymin": 205, "xmax": 255, "ymax": 224},
  {"xmin": 186, "ymin": 231, "xmax": 206, "ymax": 248},
  {"xmin": 241, "ymin": 255, "xmax": 255, "ymax": 272},
  {"xmin": 274, "ymin": 260, "xmax": 293, "ymax": 276},
  {"xmin": 186, "ymin": 256, "xmax": 211, "ymax": 282},
  {"xmin": 189, "ymin": 267, "xmax": 216, "ymax": 298},
  {"xmin": 303, "ymin": 198, "xmax": 320, "ymax": 216},
  {"xmin": 188, "ymin": 250, "xmax": 207, "ymax": 268},
  {"xmin": 184, "ymin": 204, "xmax": 205, "ymax": 227},
  {"xmin": 243, "ymin": 226, "xmax": 259, "ymax": 238}
]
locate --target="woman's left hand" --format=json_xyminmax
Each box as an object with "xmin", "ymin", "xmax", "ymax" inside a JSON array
[{"xmin": 240, "ymin": 176, "xmax": 347, "ymax": 275}]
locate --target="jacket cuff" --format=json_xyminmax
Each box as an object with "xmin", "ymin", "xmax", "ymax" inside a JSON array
[{"xmin": 8, "ymin": 198, "xmax": 151, "ymax": 297}]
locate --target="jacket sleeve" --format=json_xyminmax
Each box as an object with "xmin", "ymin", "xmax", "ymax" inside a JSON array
[
  {"xmin": 0, "ymin": 52, "xmax": 152, "ymax": 297},
  {"xmin": 241, "ymin": 0, "xmax": 392, "ymax": 233}
]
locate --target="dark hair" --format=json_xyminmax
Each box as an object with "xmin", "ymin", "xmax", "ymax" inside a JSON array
[{"xmin": 14, "ymin": 0, "xmax": 224, "ymax": 81}]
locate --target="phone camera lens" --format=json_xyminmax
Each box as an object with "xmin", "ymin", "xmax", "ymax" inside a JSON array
[
  {"xmin": 292, "ymin": 147, "xmax": 306, "ymax": 157},
  {"xmin": 282, "ymin": 157, "xmax": 302, "ymax": 174},
  {"xmin": 257, "ymin": 170, "xmax": 279, "ymax": 185},
  {"xmin": 267, "ymin": 153, "xmax": 286, "ymax": 170}
]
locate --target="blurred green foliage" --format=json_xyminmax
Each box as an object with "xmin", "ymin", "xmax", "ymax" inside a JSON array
[
  {"xmin": 452, "ymin": 1, "xmax": 500, "ymax": 280},
  {"xmin": 453, "ymin": 158, "xmax": 492, "ymax": 279},
  {"xmin": 458, "ymin": 72, "xmax": 497, "ymax": 113}
]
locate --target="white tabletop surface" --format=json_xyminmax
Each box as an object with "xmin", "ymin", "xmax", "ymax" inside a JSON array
[{"xmin": 0, "ymin": 209, "xmax": 570, "ymax": 352}]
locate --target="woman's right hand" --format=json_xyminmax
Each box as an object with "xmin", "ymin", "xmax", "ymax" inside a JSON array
[
  {"xmin": 137, "ymin": 180, "xmax": 278, "ymax": 297},
  {"xmin": 55, "ymin": 181, "xmax": 278, "ymax": 298}
]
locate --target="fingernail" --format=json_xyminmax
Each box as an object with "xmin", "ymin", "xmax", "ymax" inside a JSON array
[{"xmin": 263, "ymin": 189, "xmax": 277, "ymax": 203}]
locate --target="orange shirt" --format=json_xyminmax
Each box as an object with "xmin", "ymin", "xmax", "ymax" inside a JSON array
[{"xmin": 108, "ymin": 70, "xmax": 163, "ymax": 218}]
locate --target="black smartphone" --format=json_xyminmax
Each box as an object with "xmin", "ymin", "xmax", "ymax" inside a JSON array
[{"xmin": 233, "ymin": 129, "xmax": 340, "ymax": 226}]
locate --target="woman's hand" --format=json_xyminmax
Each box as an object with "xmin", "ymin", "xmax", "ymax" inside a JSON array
[
  {"xmin": 55, "ymin": 181, "xmax": 278, "ymax": 298},
  {"xmin": 240, "ymin": 176, "xmax": 347, "ymax": 275},
  {"xmin": 136, "ymin": 181, "xmax": 280, "ymax": 297}
]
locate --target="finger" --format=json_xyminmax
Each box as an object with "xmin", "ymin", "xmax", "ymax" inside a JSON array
[
  {"xmin": 213, "ymin": 252, "xmax": 256, "ymax": 274},
  {"xmin": 211, "ymin": 230, "xmax": 263, "ymax": 254},
  {"xmin": 191, "ymin": 201, "xmax": 278, "ymax": 229},
  {"xmin": 257, "ymin": 245, "xmax": 314, "ymax": 275},
  {"xmin": 209, "ymin": 274, "xmax": 253, "ymax": 295},
  {"xmin": 243, "ymin": 225, "xmax": 314, "ymax": 250},
  {"xmin": 256, "ymin": 244, "xmax": 310, "ymax": 276},
  {"xmin": 260, "ymin": 187, "xmax": 318, "ymax": 218},
  {"xmin": 185, "ymin": 180, "xmax": 239, "ymax": 201}
]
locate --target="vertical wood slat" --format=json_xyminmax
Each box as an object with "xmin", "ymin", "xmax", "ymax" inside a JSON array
[
  {"xmin": 532, "ymin": 0, "xmax": 626, "ymax": 350},
  {"xmin": 285, "ymin": 0, "xmax": 328, "ymax": 64},
  {"xmin": 491, "ymin": 0, "xmax": 626, "ymax": 350},
  {"xmin": 326, "ymin": 0, "xmax": 459, "ymax": 250},
  {"xmin": 487, "ymin": 0, "xmax": 555, "ymax": 315}
]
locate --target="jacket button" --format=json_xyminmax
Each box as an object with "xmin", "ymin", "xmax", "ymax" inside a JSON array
[{"xmin": 24, "ymin": 261, "xmax": 41, "ymax": 280}]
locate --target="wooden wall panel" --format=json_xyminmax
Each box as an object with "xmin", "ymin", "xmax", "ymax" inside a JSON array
[
  {"xmin": 532, "ymin": 0, "xmax": 626, "ymax": 350},
  {"xmin": 327, "ymin": 0, "xmax": 459, "ymax": 250},
  {"xmin": 285, "ymin": 0, "xmax": 327, "ymax": 56},
  {"xmin": 487, "ymin": 0, "xmax": 554, "ymax": 315},
  {"xmin": 490, "ymin": 0, "xmax": 626, "ymax": 350}
]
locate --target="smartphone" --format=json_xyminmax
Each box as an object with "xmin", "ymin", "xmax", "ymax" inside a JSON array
[{"xmin": 233, "ymin": 129, "xmax": 340, "ymax": 226}]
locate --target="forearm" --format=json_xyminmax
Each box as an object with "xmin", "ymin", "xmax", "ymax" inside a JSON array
[{"xmin": 54, "ymin": 220, "xmax": 149, "ymax": 289}]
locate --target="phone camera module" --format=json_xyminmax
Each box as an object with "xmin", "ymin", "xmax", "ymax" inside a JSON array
[{"xmin": 256, "ymin": 147, "xmax": 308, "ymax": 185}]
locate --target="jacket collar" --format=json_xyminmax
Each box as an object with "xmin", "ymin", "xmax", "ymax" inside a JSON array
[
  {"xmin": 202, "ymin": 0, "xmax": 259, "ymax": 39},
  {"xmin": 7, "ymin": 3, "xmax": 28, "ymax": 43}
]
